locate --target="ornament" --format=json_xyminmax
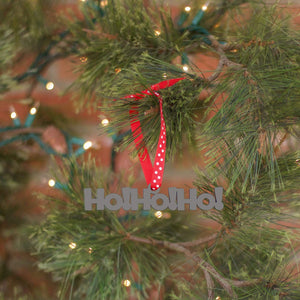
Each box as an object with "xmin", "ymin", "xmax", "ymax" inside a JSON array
[{"xmin": 121, "ymin": 78, "xmax": 186, "ymax": 190}]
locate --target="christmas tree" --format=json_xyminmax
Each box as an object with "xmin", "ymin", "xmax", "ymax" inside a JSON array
[{"xmin": 0, "ymin": 0, "xmax": 299, "ymax": 299}]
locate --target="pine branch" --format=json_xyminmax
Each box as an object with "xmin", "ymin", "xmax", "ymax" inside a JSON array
[
  {"xmin": 204, "ymin": 269, "xmax": 214, "ymax": 300},
  {"xmin": 207, "ymin": 34, "xmax": 244, "ymax": 82},
  {"xmin": 178, "ymin": 232, "xmax": 218, "ymax": 247},
  {"xmin": 126, "ymin": 233, "xmax": 263, "ymax": 298}
]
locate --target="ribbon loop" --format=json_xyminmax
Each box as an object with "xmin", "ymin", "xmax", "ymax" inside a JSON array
[{"xmin": 126, "ymin": 78, "xmax": 186, "ymax": 190}]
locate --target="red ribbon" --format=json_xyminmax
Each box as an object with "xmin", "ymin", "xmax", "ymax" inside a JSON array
[{"xmin": 124, "ymin": 77, "xmax": 186, "ymax": 190}]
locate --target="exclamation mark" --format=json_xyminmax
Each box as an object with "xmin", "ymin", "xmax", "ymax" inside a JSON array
[
  {"xmin": 168, "ymin": 187, "xmax": 178, "ymax": 210},
  {"xmin": 122, "ymin": 188, "xmax": 131, "ymax": 210},
  {"xmin": 214, "ymin": 187, "xmax": 224, "ymax": 210}
]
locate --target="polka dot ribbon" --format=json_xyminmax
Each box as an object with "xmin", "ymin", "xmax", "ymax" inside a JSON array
[{"xmin": 125, "ymin": 77, "xmax": 186, "ymax": 190}]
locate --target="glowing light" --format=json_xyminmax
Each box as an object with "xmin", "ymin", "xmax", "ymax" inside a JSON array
[
  {"xmin": 184, "ymin": 6, "xmax": 191, "ymax": 12},
  {"xmin": 83, "ymin": 141, "xmax": 93, "ymax": 150},
  {"xmin": 80, "ymin": 56, "xmax": 88, "ymax": 63},
  {"xmin": 80, "ymin": 0, "xmax": 87, "ymax": 2},
  {"xmin": 154, "ymin": 30, "xmax": 161, "ymax": 36},
  {"xmin": 69, "ymin": 242, "xmax": 77, "ymax": 249},
  {"xmin": 46, "ymin": 81, "xmax": 54, "ymax": 90},
  {"xmin": 154, "ymin": 211, "xmax": 163, "ymax": 218},
  {"xmin": 100, "ymin": 0, "xmax": 108, "ymax": 7},
  {"xmin": 182, "ymin": 64, "xmax": 189, "ymax": 72},
  {"xmin": 122, "ymin": 279, "xmax": 131, "ymax": 287},
  {"xmin": 48, "ymin": 179, "xmax": 55, "ymax": 187},
  {"xmin": 30, "ymin": 107, "xmax": 37, "ymax": 115},
  {"xmin": 115, "ymin": 68, "xmax": 121, "ymax": 74},
  {"xmin": 88, "ymin": 247, "xmax": 93, "ymax": 254},
  {"xmin": 10, "ymin": 112, "xmax": 17, "ymax": 119},
  {"xmin": 162, "ymin": 72, "xmax": 167, "ymax": 79},
  {"xmin": 231, "ymin": 49, "xmax": 238, "ymax": 53},
  {"xmin": 202, "ymin": 5, "xmax": 208, "ymax": 11},
  {"xmin": 101, "ymin": 119, "xmax": 109, "ymax": 126},
  {"xmin": 216, "ymin": 297, "xmax": 221, "ymax": 300}
]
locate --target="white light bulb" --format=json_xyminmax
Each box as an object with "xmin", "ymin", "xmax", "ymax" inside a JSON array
[
  {"xmin": 122, "ymin": 279, "xmax": 131, "ymax": 287},
  {"xmin": 10, "ymin": 112, "xmax": 17, "ymax": 119},
  {"xmin": 101, "ymin": 119, "xmax": 109, "ymax": 126},
  {"xmin": 69, "ymin": 242, "xmax": 77, "ymax": 249},
  {"xmin": 154, "ymin": 30, "xmax": 161, "ymax": 36},
  {"xmin": 202, "ymin": 5, "xmax": 208, "ymax": 11},
  {"xmin": 83, "ymin": 141, "xmax": 92, "ymax": 150},
  {"xmin": 100, "ymin": 0, "xmax": 108, "ymax": 7},
  {"xmin": 185, "ymin": 6, "xmax": 191, "ymax": 12},
  {"xmin": 46, "ymin": 81, "xmax": 54, "ymax": 90},
  {"xmin": 182, "ymin": 64, "xmax": 189, "ymax": 72},
  {"xmin": 154, "ymin": 211, "xmax": 163, "ymax": 218},
  {"xmin": 30, "ymin": 107, "xmax": 37, "ymax": 115},
  {"xmin": 48, "ymin": 179, "xmax": 55, "ymax": 187}
]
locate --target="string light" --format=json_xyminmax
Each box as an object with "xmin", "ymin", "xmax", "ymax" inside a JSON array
[
  {"xmin": 88, "ymin": 247, "xmax": 93, "ymax": 254},
  {"xmin": 154, "ymin": 30, "xmax": 161, "ymax": 36},
  {"xmin": 46, "ymin": 81, "xmax": 54, "ymax": 90},
  {"xmin": 100, "ymin": 0, "xmax": 108, "ymax": 7},
  {"xmin": 182, "ymin": 64, "xmax": 189, "ymax": 72},
  {"xmin": 162, "ymin": 72, "xmax": 167, "ymax": 79},
  {"xmin": 24, "ymin": 103, "xmax": 39, "ymax": 127},
  {"xmin": 122, "ymin": 279, "xmax": 131, "ymax": 287},
  {"xmin": 80, "ymin": 56, "xmax": 88, "ymax": 63},
  {"xmin": 216, "ymin": 297, "xmax": 221, "ymax": 300},
  {"xmin": 184, "ymin": 6, "xmax": 191, "ymax": 12},
  {"xmin": 74, "ymin": 140, "xmax": 93, "ymax": 156},
  {"xmin": 115, "ymin": 68, "xmax": 121, "ymax": 74},
  {"xmin": 154, "ymin": 211, "xmax": 163, "ymax": 218},
  {"xmin": 69, "ymin": 242, "xmax": 77, "ymax": 249},
  {"xmin": 101, "ymin": 119, "xmax": 109, "ymax": 126},
  {"xmin": 10, "ymin": 111, "xmax": 17, "ymax": 119},
  {"xmin": 30, "ymin": 107, "xmax": 37, "ymax": 115},
  {"xmin": 48, "ymin": 179, "xmax": 56, "ymax": 187},
  {"xmin": 83, "ymin": 141, "xmax": 93, "ymax": 150},
  {"xmin": 202, "ymin": 4, "xmax": 208, "ymax": 11}
]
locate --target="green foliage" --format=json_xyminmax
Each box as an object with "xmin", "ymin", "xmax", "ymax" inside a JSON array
[
  {"xmin": 100, "ymin": 55, "xmax": 207, "ymax": 159},
  {"xmin": 194, "ymin": 150, "xmax": 300, "ymax": 299},
  {"xmin": 69, "ymin": 0, "xmax": 187, "ymax": 109},
  {"xmin": 202, "ymin": 5, "xmax": 300, "ymax": 192},
  {"xmin": 0, "ymin": 0, "xmax": 299, "ymax": 299},
  {"xmin": 30, "ymin": 158, "xmax": 202, "ymax": 299},
  {"xmin": 0, "ymin": 0, "xmax": 57, "ymax": 49}
]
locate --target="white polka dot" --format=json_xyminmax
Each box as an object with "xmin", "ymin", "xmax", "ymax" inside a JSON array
[
  {"xmin": 155, "ymin": 171, "xmax": 158, "ymax": 174},
  {"xmin": 160, "ymin": 158, "xmax": 163, "ymax": 161},
  {"xmin": 159, "ymin": 167, "xmax": 162, "ymax": 170},
  {"xmin": 161, "ymin": 135, "xmax": 163, "ymax": 138},
  {"xmin": 158, "ymin": 176, "xmax": 161, "ymax": 179},
  {"xmin": 162, "ymin": 150, "xmax": 165, "ymax": 153},
  {"xmin": 163, "ymin": 141, "xmax": 165, "ymax": 144},
  {"xmin": 158, "ymin": 153, "xmax": 161, "ymax": 157},
  {"xmin": 159, "ymin": 144, "xmax": 162, "ymax": 148},
  {"xmin": 156, "ymin": 162, "xmax": 159, "ymax": 165},
  {"xmin": 153, "ymin": 180, "xmax": 156, "ymax": 183},
  {"xmin": 156, "ymin": 185, "xmax": 159, "ymax": 188}
]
